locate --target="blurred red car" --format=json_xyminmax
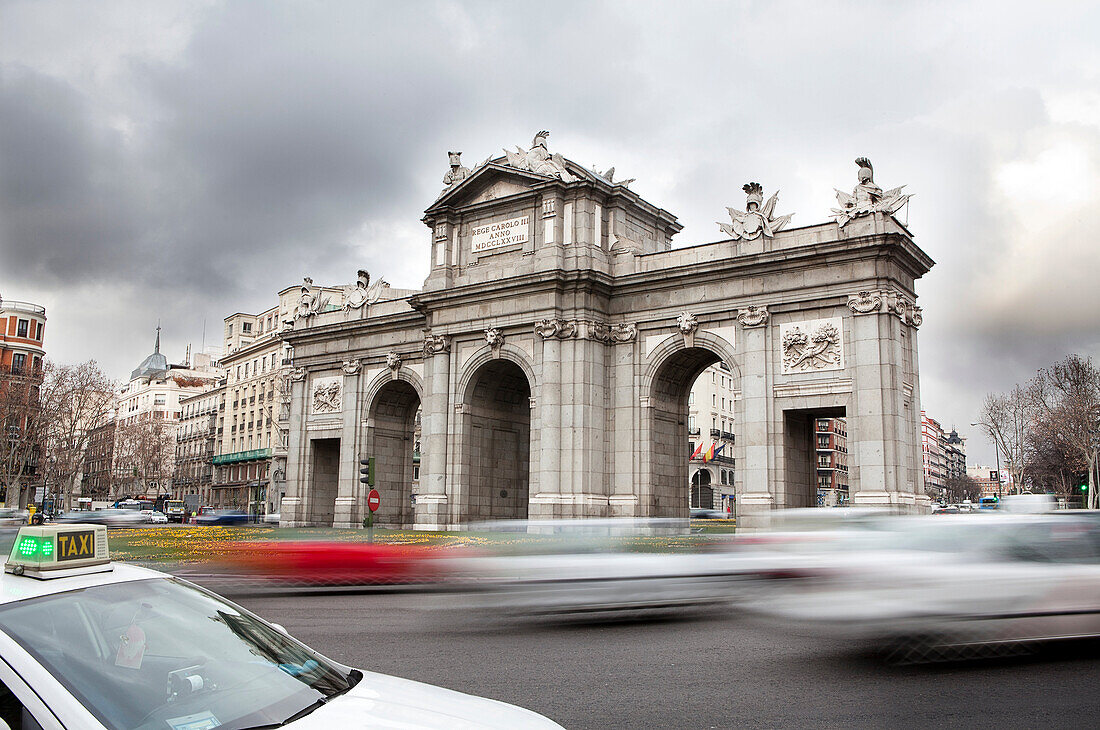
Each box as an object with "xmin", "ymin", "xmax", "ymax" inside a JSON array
[{"xmin": 225, "ymin": 541, "xmax": 448, "ymax": 586}]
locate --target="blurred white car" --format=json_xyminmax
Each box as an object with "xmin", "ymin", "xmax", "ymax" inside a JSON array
[
  {"xmin": 140, "ymin": 509, "xmax": 169, "ymax": 524},
  {"xmin": 0, "ymin": 524, "xmax": 564, "ymax": 729},
  {"xmin": 263, "ymin": 512, "xmax": 281, "ymax": 524},
  {"xmin": 0, "ymin": 508, "xmax": 28, "ymax": 526},
  {"xmin": 744, "ymin": 513, "xmax": 1100, "ymax": 660}
]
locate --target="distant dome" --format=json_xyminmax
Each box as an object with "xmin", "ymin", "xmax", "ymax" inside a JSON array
[{"xmin": 130, "ymin": 328, "xmax": 169, "ymax": 381}]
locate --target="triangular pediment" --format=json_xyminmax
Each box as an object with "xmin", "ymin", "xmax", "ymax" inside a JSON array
[
  {"xmin": 426, "ymin": 163, "xmax": 545, "ymax": 212},
  {"xmin": 426, "ymin": 157, "xmax": 606, "ymax": 214}
]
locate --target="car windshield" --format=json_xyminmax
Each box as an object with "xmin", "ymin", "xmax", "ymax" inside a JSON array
[{"xmin": 0, "ymin": 577, "xmax": 358, "ymax": 729}]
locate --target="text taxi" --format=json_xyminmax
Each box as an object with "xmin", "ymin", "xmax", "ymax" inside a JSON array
[{"xmin": 0, "ymin": 524, "xmax": 564, "ymax": 729}]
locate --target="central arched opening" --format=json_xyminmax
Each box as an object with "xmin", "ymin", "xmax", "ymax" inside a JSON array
[
  {"xmin": 464, "ymin": 359, "xmax": 531, "ymax": 521},
  {"xmin": 366, "ymin": 379, "xmax": 421, "ymax": 527},
  {"xmin": 650, "ymin": 347, "xmax": 727, "ymax": 517}
]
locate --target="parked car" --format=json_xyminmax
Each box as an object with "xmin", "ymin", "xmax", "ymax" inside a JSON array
[{"xmin": 196, "ymin": 509, "xmax": 249, "ymax": 526}]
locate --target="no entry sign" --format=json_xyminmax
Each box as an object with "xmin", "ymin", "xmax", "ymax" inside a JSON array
[{"xmin": 367, "ymin": 489, "xmax": 381, "ymax": 512}]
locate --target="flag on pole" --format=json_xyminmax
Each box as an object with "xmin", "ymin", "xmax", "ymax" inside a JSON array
[
  {"xmin": 713, "ymin": 443, "xmax": 726, "ymax": 459},
  {"xmin": 690, "ymin": 442, "xmax": 704, "ymax": 460},
  {"xmin": 704, "ymin": 442, "xmax": 716, "ymax": 462}
]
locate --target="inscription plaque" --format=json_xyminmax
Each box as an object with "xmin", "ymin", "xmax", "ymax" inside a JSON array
[{"xmin": 471, "ymin": 215, "xmax": 529, "ymax": 254}]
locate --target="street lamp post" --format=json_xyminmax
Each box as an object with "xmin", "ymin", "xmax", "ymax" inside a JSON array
[{"xmin": 972, "ymin": 422, "xmax": 1003, "ymax": 501}]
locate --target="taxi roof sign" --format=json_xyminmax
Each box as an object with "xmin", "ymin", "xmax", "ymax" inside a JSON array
[{"xmin": 5, "ymin": 524, "xmax": 112, "ymax": 580}]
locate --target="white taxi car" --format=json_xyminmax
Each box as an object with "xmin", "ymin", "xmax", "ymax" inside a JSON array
[{"xmin": 0, "ymin": 524, "xmax": 563, "ymax": 729}]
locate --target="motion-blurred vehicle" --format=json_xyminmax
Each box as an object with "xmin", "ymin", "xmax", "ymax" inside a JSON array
[
  {"xmin": 978, "ymin": 496, "xmax": 1000, "ymax": 510},
  {"xmin": 55, "ymin": 509, "xmax": 145, "ymax": 528},
  {"xmin": 449, "ymin": 518, "xmax": 762, "ymax": 619},
  {"xmin": 931, "ymin": 505, "xmax": 959, "ymax": 515},
  {"xmin": 0, "ymin": 508, "xmax": 28, "ymax": 526},
  {"xmin": 196, "ymin": 509, "xmax": 249, "ymax": 526},
  {"xmin": 690, "ymin": 508, "xmax": 729, "ymax": 520},
  {"xmin": 140, "ymin": 509, "xmax": 169, "ymax": 524},
  {"xmin": 0, "ymin": 524, "xmax": 564, "ymax": 729},
  {"xmin": 744, "ymin": 513, "xmax": 1100, "ymax": 661},
  {"xmin": 263, "ymin": 512, "xmax": 281, "ymax": 525},
  {"xmin": 224, "ymin": 542, "xmax": 448, "ymax": 587}
]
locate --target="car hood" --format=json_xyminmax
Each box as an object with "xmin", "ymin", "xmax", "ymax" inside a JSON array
[{"xmin": 287, "ymin": 670, "xmax": 563, "ymax": 729}]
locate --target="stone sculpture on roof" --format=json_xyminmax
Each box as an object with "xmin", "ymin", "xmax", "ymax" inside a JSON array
[
  {"xmin": 718, "ymin": 182, "xmax": 794, "ymax": 241},
  {"xmin": 439, "ymin": 151, "xmax": 472, "ymax": 195},
  {"xmin": 341, "ymin": 269, "xmax": 390, "ymax": 311},
  {"xmin": 502, "ymin": 130, "xmax": 576, "ymax": 182},
  {"xmin": 832, "ymin": 157, "xmax": 912, "ymax": 227}
]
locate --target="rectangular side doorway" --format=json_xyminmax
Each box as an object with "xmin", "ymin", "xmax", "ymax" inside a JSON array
[
  {"xmin": 309, "ymin": 438, "xmax": 340, "ymax": 527},
  {"xmin": 781, "ymin": 407, "xmax": 848, "ymax": 508}
]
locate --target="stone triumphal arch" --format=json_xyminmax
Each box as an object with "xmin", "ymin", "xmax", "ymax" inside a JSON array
[{"xmin": 281, "ymin": 136, "xmax": 933, "ymax": 529}]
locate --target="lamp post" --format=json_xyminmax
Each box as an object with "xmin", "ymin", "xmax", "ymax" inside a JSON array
[{"xmin": 971, "ymin": 422, "xmax": 1003, "ymax": 501}]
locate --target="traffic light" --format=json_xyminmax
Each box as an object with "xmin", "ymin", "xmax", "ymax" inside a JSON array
[
  {"xmin": 359, "ymin": 457, "xmax": 375, "ymax": 487},
  {"xmin": 1081, "ymin": 485, "xmax": 1088, "ymax": 493}
]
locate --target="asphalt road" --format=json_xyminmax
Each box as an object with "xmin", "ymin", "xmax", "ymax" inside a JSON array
[{"xmin": 230, "ymin": 590, "xmax": 1100, "ymax": 729}]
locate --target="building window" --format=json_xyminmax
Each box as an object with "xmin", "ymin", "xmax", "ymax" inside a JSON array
[
  {"xmin": 228, "ymin": 324, "xmax": 233, "ymax": 335},
  {"xmin": 242, "ymin": 322, "xmax": 252, "ymax": 333},
  {"xmin": 689, "ymin": 416, "xmax": 696, "ymax": 430},
  {"xmin": 35, "ymin": 322, "xmax": 43, "ymax": 340},
  {"xmin": 712, "ymin": 394, "xmax": 717, "ymax": 407},
  {"xmin": 16, "ymin": 319, "xmax": 28, "ymax": 337},
  {"xmin": 11, "ymin": 353, "xmax": 26, "ymax": 372}
]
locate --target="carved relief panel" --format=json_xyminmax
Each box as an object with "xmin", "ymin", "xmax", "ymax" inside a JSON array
[
  {"xmin": 310, "ymin": 375, "xmax": 343, "ymax": 415},
  {"xmin": 779, "ymin": 317, "xmax": 845, "ymax": 375}
]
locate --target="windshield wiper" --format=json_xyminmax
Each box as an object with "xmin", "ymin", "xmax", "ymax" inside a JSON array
[{"xmin": 238, "ymin": 671, "xmax": 362, "ymax": 729}]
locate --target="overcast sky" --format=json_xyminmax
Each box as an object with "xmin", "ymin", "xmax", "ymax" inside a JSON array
[{"xmin": 2, "ymin": 0, "xmax": 1099, "ymax": 466}]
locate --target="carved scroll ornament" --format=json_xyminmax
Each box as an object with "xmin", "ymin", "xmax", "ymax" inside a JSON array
[
  {"xmin": 341, "ymin": 359, "xmax": 362, "ymax": 375},
  {"xmin": 736, "ymin": 305, "xmax": 769, "ymax": 328},
  {"xmin": 423, "ymin": 334, "xmax": 451, "ymax": 357},
  {"xmin": 534, "ymin": 318, "xmax": 578, "ymax": 340}
]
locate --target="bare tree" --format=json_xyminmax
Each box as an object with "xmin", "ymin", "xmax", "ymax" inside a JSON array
[
  {"xmin": 977, "ymin": 386, "xmax": 1032, "ymax": 495},
  {"xmin": 943, "ymin": 473, "xmax": 982, "ymax": 504},
  {"xmin": 0, "ymin": 361, "xmax": 45, "ymax": 507},
  {"xmin": 112, "ymin": 417, "xmax": 176, "ymax": 500},
  {"xmin": 37, "ymin": 361, "xmax": 114, "ymax": 510},
  {"xmin": 1030, "ymin": 355, "xmax": 1100, "ymax": 509}
]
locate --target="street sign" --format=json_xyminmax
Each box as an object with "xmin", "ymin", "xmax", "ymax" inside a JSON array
[{"xmin": 367, "ymin": 489, "xmax": 381, "ymax": 512}]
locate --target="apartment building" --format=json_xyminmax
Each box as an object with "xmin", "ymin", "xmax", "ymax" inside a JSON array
[
  {"xmin": 687, "ymin": 361, "xmax": 737, "ymax": 512},
  {"xmin": 174, "ymin": 383, "xmax": 226, "ymax": 508},
  {"xmin": 815, "ymin": 417, "xmax": 849, "ymax": 506}
]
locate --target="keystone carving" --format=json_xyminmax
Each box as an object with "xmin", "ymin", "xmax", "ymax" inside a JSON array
[
  {"xmin": 676, "ymin": 312, "xmax": 699, "ymax": 335},
  {"xmin": 386, "ymin": 352, "xmax": 402, "ymax": 373},
  {"xmin": 485, "ymin": 327, "xmax": 505, "ymax": 349},
  {"xmin": 534, "ymin": 318, "xmax": 578, "ymax": 339},
  {"xmin": 423, "ymin": 334, "xmax": 451, "ymax": 357},
  {"xmin": 341, "ymin": 359, "xmax": 361, "ymax": 375},
  {"xmin": 847, "ymin": 290, "xmax": 883, "ymax": 315},
  {"xmin": 736, "ymin": 305, "xmax": 770, "ymax": 328}
]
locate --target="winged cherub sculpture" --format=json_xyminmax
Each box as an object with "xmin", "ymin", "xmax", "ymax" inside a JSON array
[
  {"xmin": 718, "ymin": 182, "xmax": 794, "ymax": 241},
  {"xmin": 832, "ymin": 157, "xmax": 912, "ymax": 227}
]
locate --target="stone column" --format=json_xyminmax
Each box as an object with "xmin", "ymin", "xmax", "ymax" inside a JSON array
[
  {"xmin": 531, "ymin": 330, "xmax": 563, "ymax": 519},
  {"xmin": 735, "ymin": 312, "xmax": 774, "ymax": 530},
  {"xmin": 333, "ymin": 366, "xmax": 362, "ymax": 528},
  {"xmin": 281, "ymin": 375, "xmax": 310, "ymax": 527},
  {"xmin": 415, "ymin": 338, "xmax": 450, "ymax": 529},
  {"xmin": 609, "ymin": 336, "xmax": 641, "ymax": 517},
  {"xmin": 848, "ymin": 307, "xmax": 902, "ymax": 508}
]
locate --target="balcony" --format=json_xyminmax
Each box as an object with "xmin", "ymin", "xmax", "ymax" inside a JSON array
[
  {"xmin": 212, "ymin": 448, "xmax": 273, "ymax": 465},
  {"xmin": 710, "ymin": 429, "xmax": 721, "ymax": 438},
  {"xmin": 688, "ymin": 427, "xmax": 700, "ymax": 436},
  {"xmin": 720, "ymin": 431, "xmax": 735, "ymax": 442},
  {"xmin": 0, "ymin": 300, "xmax": 46, "ymax": 316}
]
